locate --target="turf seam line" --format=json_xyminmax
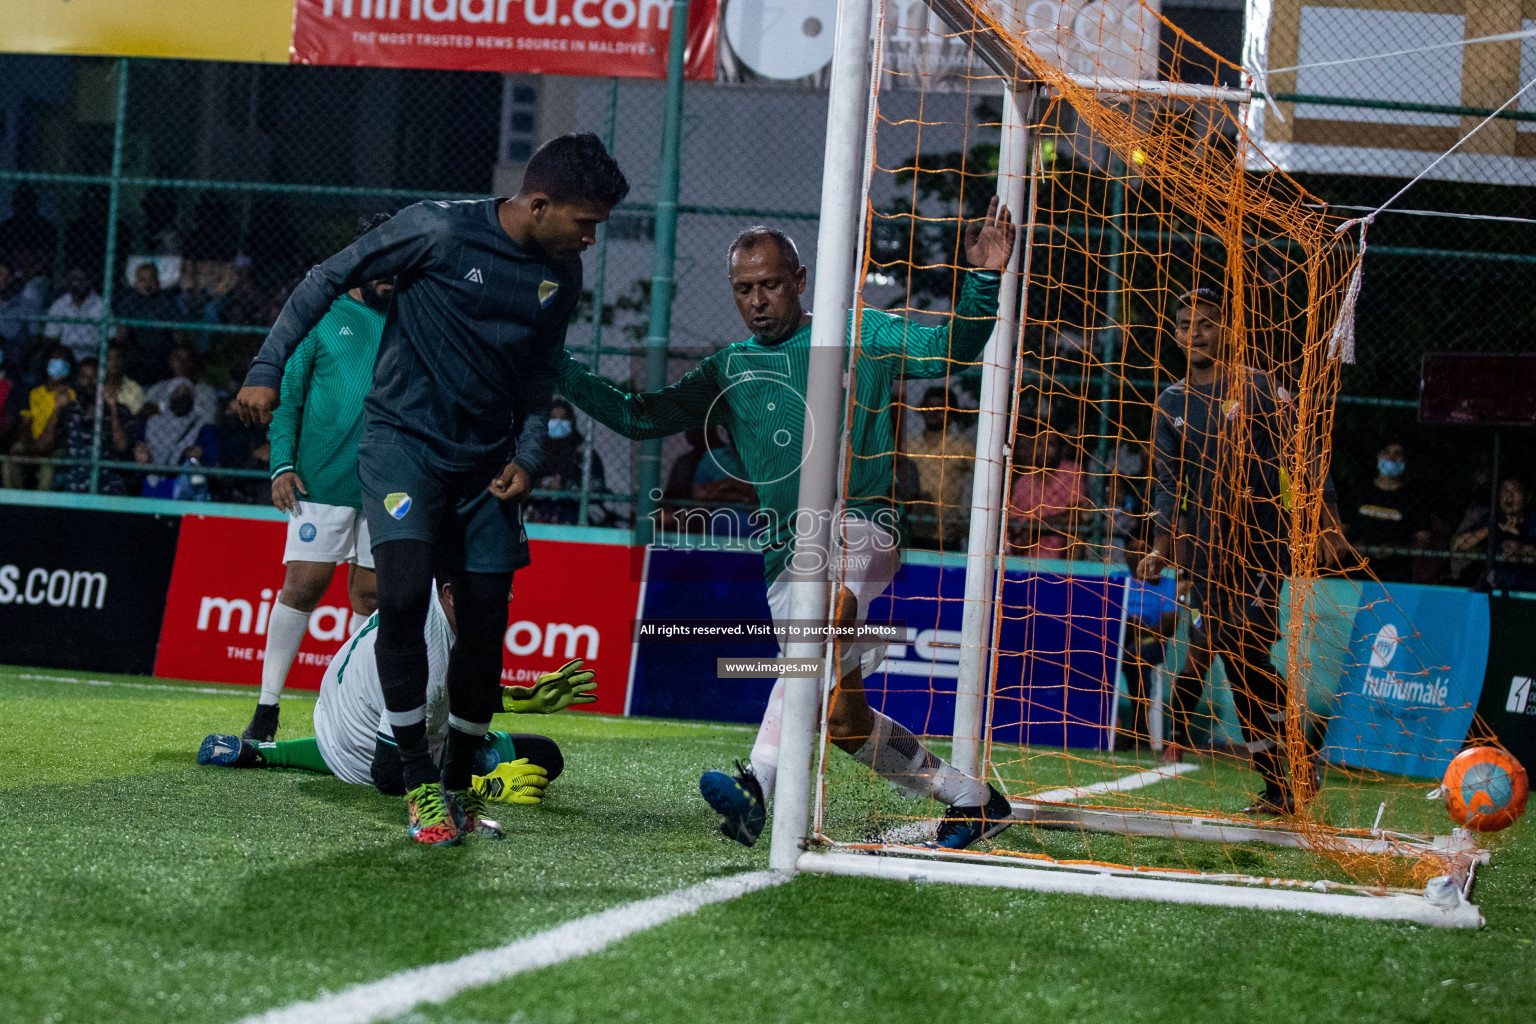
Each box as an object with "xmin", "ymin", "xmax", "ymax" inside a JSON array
[
  {"xmin": 16, "ymin": 673, "xmax": 314, "ymax": 700},
  {"xmin": 233, "ymin": 870, "xmax": 790, "ymax": 1024}
]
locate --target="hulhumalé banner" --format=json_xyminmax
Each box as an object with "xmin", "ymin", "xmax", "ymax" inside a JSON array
[
  {"xmin": 1322, "ymin": 582, "xmax": 1491, "ymax": 779},
  {"xmin": 1475, "ymin": 596, "xmax": 1536, "ymax": 775},
  {"xmin": 0, "ymin": 504, "xmax": 181, "ymax": 675},
  {"xmin": 291, "ymin": 0, "xmax": 719, "ymax": 79},
  {"xmin": 154, "ymin": 513, "xmax": 640, "ymax": 715},
  {"xmin": 0, "ymin": 0, "xmax": 294, "ymax": 63}
]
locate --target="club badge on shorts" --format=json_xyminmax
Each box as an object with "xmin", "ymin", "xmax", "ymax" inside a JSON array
[
  {"xmin": 299, "ymin": 522, "xmax": 317, "ymax": 542},
  {"xmin": 538, "ymin": 279, "xmax": 560, "ymax": 309},
  {"xmin": 384, "ymin": 492, "xmax": 412, "ymax": 520}
]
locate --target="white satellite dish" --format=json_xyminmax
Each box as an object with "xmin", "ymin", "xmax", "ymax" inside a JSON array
[{"xmin": 724, "ymin": 0, "xmax": 838, "ymax": 80}]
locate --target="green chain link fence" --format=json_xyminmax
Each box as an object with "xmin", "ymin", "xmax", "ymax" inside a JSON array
[{"xmin": 0, "ymin": 52, "xmax": 1529, "ymax": 584}]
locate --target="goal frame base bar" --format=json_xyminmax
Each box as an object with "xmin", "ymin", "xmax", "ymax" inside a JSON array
[
  {"xmin": 796, "ymin": 850, "xmax": 1485, "ymax": 928},
  {"xmin": 1007, "ymin": 799, "xmax": 1484, "ymax": 862}
]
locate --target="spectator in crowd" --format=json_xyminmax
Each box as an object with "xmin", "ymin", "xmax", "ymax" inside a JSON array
[
  {"xmin": 0, "ymin": 260, "xmax": 38, "ymax": 370},
  {"xmin": 1099, "ymin": 440, "xmax": 1150, "ymax": 564},
  {"xmin": 52, "ymin": 357, "xmax": 140, "ymax": 495},
  {"xmin": 0, "ymin": 255, "xmax": 50, "ymax": 373},
  {"xmin": 143, "ymin": 344, "xmax": 218, "ymax": 422},
  {"xmin": 1117, "ymin": 536, "xmax": 1180, "ymax": 751},
  {"xmin": 102, "ymin": 343, "xmax": 145, "ymax": 416},
  {"xmin": 43, "ymin": 267, "xmax": 104, "ymax": 363},
  {"xmin": 1006, "ymin": 419, "xmax": 1087, "ymax": 559},
  {"xmin": 902, "ymin": 385, "xmax": 975, "ymax": 549},
  {"xmin": 659, "ymin": 424, "xmax": 719, "ymax": 533},
  {"xmin": 0, "ymin": 342, "xmax": 23, "ymax": 453},
  {"xmin": 0, "ymin": 185, "xmax": 58, "ymax": 270},
  {"xmin": 1452, "ymin": 477, "xmax": 1536, "ymax": 592},
  {"xmin": 1342, "ymin": 438, "xmax": 1434, "ymax": 584},
  {"xmin": 528, "ymin": 398, "xmax": 614, "ymax": 526},
  {"xmin": 691, "ymin": 424, "xmax": 758, "ymax": 538},
  {"xmin": 114, "ymin": 263, "xmax": 181, "ymax": 383},
  {"xmin": 211, "ymin": 388, "xmax": 270, "ymax": 505},
  {"xmin": 135, "ymin": 376, "xmax": 218, "ymax": 499},
  {"xmin": 2, "ymin": 344, "xmax": 73, "ymax": 490}
]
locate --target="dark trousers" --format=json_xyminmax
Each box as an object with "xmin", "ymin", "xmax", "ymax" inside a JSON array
[
  {"xmin": 1169, "ymin": 595, "xmax": 1311, "ymax": 799},
  {"xmin": 1119, "ymin": 640, "xmax": 1166, "ymax": 748}
]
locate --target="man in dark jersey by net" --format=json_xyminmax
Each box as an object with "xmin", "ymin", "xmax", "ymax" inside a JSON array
[
  {"xmin": 237, "ymin": 134, "xmax": 628, "ymax": 846},
  {"xmin": 1135, "ymin": 287, "xmax": 1347, "ymax": 816}
]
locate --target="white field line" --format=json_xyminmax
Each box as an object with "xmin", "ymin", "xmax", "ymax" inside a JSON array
[
  {"xmin": 877, "ymin": 763, "xmax": 1199, "ymax": 845},
  {"xmin": 236, "ymin": 870, "xmax": 789, "ymax": 1024},
  {"xmin": 1016, "ymin": 762, "xmax": 1200, "ymax": 805},
  {"xmin": 14, "ymin": 672, "xmax": 314, "ymax": 700}
]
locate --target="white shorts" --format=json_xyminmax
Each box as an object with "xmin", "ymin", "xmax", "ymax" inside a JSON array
[
  {"xmin": 284, "ymin": 501, "xmax": 374, "ymax": 569},
  {"xmin": 766, "ymin": 515, "xmax": 900, "ymax": 677}
]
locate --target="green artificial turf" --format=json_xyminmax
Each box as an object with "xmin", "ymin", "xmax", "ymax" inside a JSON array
[{"xmin": 0, "ymin": 665, "xmax": 1530, "ymax": 1024}]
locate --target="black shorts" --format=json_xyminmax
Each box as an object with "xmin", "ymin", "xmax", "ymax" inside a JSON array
[{"xmin": 357, "ymin": 439, "xmax": 530, "ymax": 575}]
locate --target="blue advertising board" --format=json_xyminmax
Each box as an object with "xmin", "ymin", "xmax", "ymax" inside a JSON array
[
  {"xmin": 1321, "ymin": 583, "xmax": 1490, "ymax": 779},
  {"xmin": 630, "ymin": 547, "xmax": 1132, "ymax": 750},
  {"xmin": 865, "ymin": 565, "xmax": 1123, "ymax": 749}
]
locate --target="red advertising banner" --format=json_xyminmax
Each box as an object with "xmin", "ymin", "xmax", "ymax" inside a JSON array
[
  {"xmin": 290, "ymin": 0, "xmax": 718, "ymax": 79},
  {"xmin": 154, "ymin": 514, "xmax": 641, "ymax": 716}
]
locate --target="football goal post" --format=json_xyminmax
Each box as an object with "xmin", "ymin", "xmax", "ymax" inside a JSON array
[{"xmin": 769, "ymin": 0, "xmax": 1502, "ymax": 928}]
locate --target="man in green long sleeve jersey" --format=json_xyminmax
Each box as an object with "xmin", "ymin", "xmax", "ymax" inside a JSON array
[
  {"xmin": 242, "ymin": 214, "xmax": 394, "ymax": 745},
  {"xmin": 556, "ymin": 198, "xmax": 1017, "ymax": 850}
]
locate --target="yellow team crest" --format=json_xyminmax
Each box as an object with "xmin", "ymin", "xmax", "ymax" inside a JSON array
[{"xmin": 538, "ymin": 279, "xmax": 560, "ymax": 309}]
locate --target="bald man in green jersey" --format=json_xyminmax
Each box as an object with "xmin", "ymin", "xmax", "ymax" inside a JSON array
[
  {"xmin": 241, "ymin": 214, "xmax": 395, "ymax": 745},
  {"xmin": 556, "ymin": 198, "xmax": 1017, "ymax": 850}
]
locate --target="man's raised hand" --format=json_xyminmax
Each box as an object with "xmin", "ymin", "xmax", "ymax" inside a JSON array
[
  {"xmin": 502, "ymin": 658, "xmax": 597, "ymax": 714},
  {"xmin": 236, "ymin": 385, "xmax": 279, "ymax": 426},
  {"xmin": 964, "ymin": 196, "xmax": 1017, "ymax": 272}
]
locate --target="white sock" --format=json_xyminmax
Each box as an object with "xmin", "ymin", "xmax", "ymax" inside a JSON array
[
  {"xmin": 259, "ymin": 602, "xmax": 310, "ymax": 705},
  {"xmin": 348, "ymin": 611, "xmax": 367, "ymax": 636},
  {"xmin": 748, "ymin": 679, "xmax": 784, "ymax": 806},
  {"xmin": 853, "ymin": 712, "xmax": 986, "ymax": 807}
]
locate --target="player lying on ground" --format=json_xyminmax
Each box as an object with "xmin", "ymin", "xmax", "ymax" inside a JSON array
[
  {"xmin": 198, "ymin": 578, "xmax": 596, "ymax": 819},
  {"xmin": 556, "ymin": 201, "xmax": 1017, "ymax": 850},
  {"xmin": 1135, "ymin": 287, "xmax": 1349, "ymax": 816},
  {"xmin": 242, "ymin": 213, "xmax": 395, "ymax": 745},
  {"xmin": 238, "ymin": 134, "xmax": 628, "ymax": 846}
]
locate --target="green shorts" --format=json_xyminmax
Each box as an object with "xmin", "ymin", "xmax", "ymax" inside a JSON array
[{"xmin": 358, "ymin": 440, "xmax": 531, "ymax": 574}]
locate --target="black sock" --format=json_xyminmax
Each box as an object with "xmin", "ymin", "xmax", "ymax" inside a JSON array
[
  {"xmin": 373, "ymin": 540, "xmax": 436, "ymax": 792},
  {"xmin": 442, "ymin": 723, "xmax": 489, "ymax": 792},
  {"xmin": 440, "ymin": 567, "xmax": 513, "ymax": 792}
]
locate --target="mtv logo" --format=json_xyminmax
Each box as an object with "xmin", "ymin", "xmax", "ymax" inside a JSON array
[{"xmin": 1508, "ymin": 676, "xmax": 1533, "ymax": 715}]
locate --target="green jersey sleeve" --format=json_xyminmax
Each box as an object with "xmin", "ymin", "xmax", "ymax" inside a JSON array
[
  {"xmin": 268, "ymin": 331, "xmax": 318, "ymax": 479},
  {"xmin": 555, "ymin": 351, "xmax": 720, "ymax": 440},
  {"xmin": 860, "ymin": 270, "xmax": 1001, "ymax": 379}
]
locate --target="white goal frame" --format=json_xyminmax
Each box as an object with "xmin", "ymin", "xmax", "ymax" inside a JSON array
[{"xmin": 770, "ymin": 0, "xmax": 1488, "ymax": 929}]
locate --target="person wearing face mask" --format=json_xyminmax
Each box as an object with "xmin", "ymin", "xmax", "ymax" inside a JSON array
[
  {"xmin": 527, "ymin": 397, "xmax": 611, "ymax": 526},
  {"xmin": 1342, "ymin": 439, "xmax": 1431, "ymax": 584},
  {"xmin": 234, "ymin": 214, "xmax": 397, "ymax": 745},
  {"xmin": 134, "ymin": 377, "xmax": 217, "ymax": 497},
  {"xmin": 3, "ymin": 344, "xmax": 73, "ymax": 490}
]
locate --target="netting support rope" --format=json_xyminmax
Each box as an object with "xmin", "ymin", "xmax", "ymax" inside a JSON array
[
  {"xmin": 952, "ymin": 79, "xmax": 1034, "ymax": 778},
  {"xmin": 768, "ymin": 0, "xmax": 878, "ymax": 873}
]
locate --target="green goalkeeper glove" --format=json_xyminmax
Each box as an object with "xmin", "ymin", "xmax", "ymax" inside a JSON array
[
  {"xmin": 502, "ymin": 658, "xmax": 597, "ymax": 714},
  {"xmin": 471, "ymin": 758, "xmax": 550, "ymax": 805}
]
